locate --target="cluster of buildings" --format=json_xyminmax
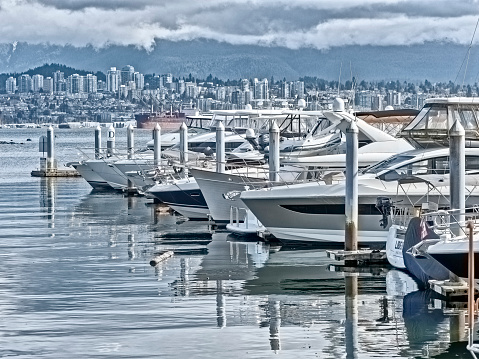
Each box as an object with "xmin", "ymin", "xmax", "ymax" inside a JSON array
[{"xmin": 0, "ymin": 63, "xmax": 468, "ymax": 126}]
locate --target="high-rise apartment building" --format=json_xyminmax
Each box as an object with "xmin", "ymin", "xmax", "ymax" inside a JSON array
[
  {"xmin": 254, "ymin": 78, "xmax": 269, "ymax": 100},
  {"xmin": 5, "ymin": 77, "xmax": 16, "ymax": 94},
  {"xmin": 292, "ymin": 81, "xmax": 305, "ymax": 98},
  {"xmin": 43, "ymin": 77, "xmax": 54, "ymax": 94},
  {"xmin": 53, "ymin": 71, "xmax": 65, "ymax": 93},
  {"xmin": 18, "ymin": 74, "xmax": 32, "ymax": 93},
  {"xmin": 282, "ymin": 81, "xmax": 290, "ymax": 99},
  {"xmin": 134, "ymin": 72, "xmax": 144, "ymax": 90},
  {"xmin": 68, "ymin": 74, "xmax": 83, "ymax": 94},
  {"xmin": 106, "ymin": 67, "xmax": 120, "ymax": 93},
  {"xmin": 32, "ymin": 74, "xmax": 44, "ymax": 92},
  {"xmin": 84, "ymin": 74, "xmax": 98, "ymax": 93},
  {"xmin": 121, "ymin": 65, "xmax": 135, "ymax": 85},
  {"xmin": 240, "ymin": 79, "xmax": 250, "ymax": 92}
]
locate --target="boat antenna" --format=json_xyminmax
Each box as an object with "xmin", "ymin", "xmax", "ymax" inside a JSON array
[
  {"xmin": 338, "ymin": 61, "xmax": 342, "ymax": 97},
  {"xmin": 349, "ymin": 61, "xmax": 356, "ymax": 110},
  {"xmin": 454, "ymin": 16, "xmax": 479, "ymax": 89}
]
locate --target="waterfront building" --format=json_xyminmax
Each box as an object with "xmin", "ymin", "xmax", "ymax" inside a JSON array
[
  {"xmin": 68, "ymin": 74, "xmax": 83, "ymax": 94},
  {"xmin": 134, "ymin": 72, "xmax": 144, "ymax": 91},
  {"xmin": 32, "ymin": 74, "xmax": 44, "ymax": 92},
  {"xmin": 282, "ymin": 81, "xmax": 290, "ymax": 99},
  {"xmin": 254, "ymin": 78, "xmax": 269, "ymax": 100},
  {"xmin": 18, "ymin": 74, "xmax": 32, "ymax": 93},
  {"xmin": 292, "ymin": 81, "xmax": 305, "ymax": 99},
  {"xmin": 53, "ymin": 71, "xmax": 65, "ymax": 93},
  {"xmin": 371, "ymin": 94, "xmax": 383, "ymax": 110},
  {"xmin": 84, "ymin": 74, "xmax": 97, "ymax": 93},
  {"xmin": 107, "ymin": 67, "xmax": 120, "ymax": 93},
  {"xmin": 240, "ymin": 79, "xmax": 249, "ymax": 92},
  {"xmin": 185, "ymin": 82, "xmax": 198, "ymax": 98},
  {"xmin": 178, "ymin": 79, "xmax": 185, "ymax": 96},
  {"xmin": 119, "ymin": 85, "xmax": 128, "ymax": 98},
  {"xmin": 5, "ymin": 77, "xmax": 16, "ymax": 94},
  {"xmin": 97, "ymin": 80, "xmax": 106, "ymax": 92},
  {"xmin": 387, "ymin": 91, "xmax": 402, "ymax": 107},
  {"xmin": 43, "ymin": 77, "xmax": 54, "ymax": 94},
  {"xmin": 232, "ymin": 89, "xmax": 245, "ymax": 106},
  {"xmin": 121, "ymin": 65, "xmax": 135, "ymax": 85}
]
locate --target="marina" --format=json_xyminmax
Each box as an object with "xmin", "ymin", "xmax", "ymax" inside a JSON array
[{"xmin": 3, "ymin": 98, "xmax": 479, "ymax": 357}]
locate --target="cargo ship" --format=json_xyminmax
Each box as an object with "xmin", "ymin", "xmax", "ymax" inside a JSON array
[{"xmin": 135, "ymin": 112, "xmax": 186, "ymax": 130}]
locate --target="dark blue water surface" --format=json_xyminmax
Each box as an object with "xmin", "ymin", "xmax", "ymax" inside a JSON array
[{"xmin": 0, "ymin": 128, "xmax": 475, "ymax": 358}]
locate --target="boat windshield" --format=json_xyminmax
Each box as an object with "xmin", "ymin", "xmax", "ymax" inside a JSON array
[
  {"xmin": 310, "ymin": 118, "xmax": 334, "ymax": 136},
  {"xmin": 362, "ymin": 155, "xmax": 415, "ymax": 174}
]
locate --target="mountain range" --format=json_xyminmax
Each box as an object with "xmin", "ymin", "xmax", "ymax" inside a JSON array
[{"xmin": 0, "ymin": 40, "xmax": 478, "ymax": 82}]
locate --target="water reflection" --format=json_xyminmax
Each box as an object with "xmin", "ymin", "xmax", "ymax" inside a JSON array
[
  {"xmin": 39, "ymin": 177, "xmax": 55, "ymax": 228},
  {"xmin": 6, "ymin": 171, "xmax": 479, "ymax": 357},
  {"xmin": 268, "ymin": 300, "xmax": 281, "ymax": 352},
  {"xmin": 216, "ymin": 280, "xmax": 226, "ymax": 328},
  {"xmin": 344, "ymin": 274, "xmax": 358, "ymax": 359}
]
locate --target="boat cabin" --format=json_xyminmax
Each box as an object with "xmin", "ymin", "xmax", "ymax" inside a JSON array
[{"xmin": 400, "ymin": 97, "xmax": 479, "ymax": 148}]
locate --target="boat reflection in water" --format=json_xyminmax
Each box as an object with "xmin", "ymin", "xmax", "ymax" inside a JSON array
[{"xmin": 158, "ymin": 231, "xmax": 474, "ymax": 357}]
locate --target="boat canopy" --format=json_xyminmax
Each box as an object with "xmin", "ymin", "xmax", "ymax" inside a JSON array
[{"xmin": 400, "ymin": 97, "xmax": 479, "ymax": 148}]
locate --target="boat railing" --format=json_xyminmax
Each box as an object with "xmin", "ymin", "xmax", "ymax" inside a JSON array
[
  {"xmin": 392, "ymin": 204, "xmax": 479, "ymax": 238},
  {"xmin": 76, "ymin": 146, "xmax": 150, "ymax": 161},
  {"xmin": 191, "ymin": 157, "xmax": 340, "ymax": 189}
]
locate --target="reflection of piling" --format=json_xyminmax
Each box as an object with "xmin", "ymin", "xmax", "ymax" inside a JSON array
[
  {"xmin": 153, "ymin": 123, "xmax": 161, "ymax": 166},
  {"xmin": 107, "ymin": 125, "xmax": 115, "ymax": 157},
  {"xmin": 345, "ymin": 121, "xmax": 358, "ymax": 252},
  {"xmin": 450, "ymin": 120, "xmax": 465, "ymax": 236},
  {"xmin": 345, "ymin": 274, "xmax": 358, "ymax": 359},
  {"xmin": 216, "ymin": 280, "xmax": 226, "ymax": 328},
  {"xmin": 269, "ymin": 120, "xmax": 280, "ymax": 182},
  {"xmin": 40, "ymin": 177, "xmax": 56, "ymax": 229},
  {"xmin": 95, "ymin": 126, "xmax": 101, "ymax": 159},
  {"xmin": 450, "ymin": 311, "xmax": 466, "ymax": 343},
  {"xmin": 180, "ymin": 122, "xmax": 188, "ymax": 176},
  {"xmin": 216, "ymin": 121, "xmax": 225, "ymax": 173},
  {"xmin": 269, "ymin": 300, "xmax": 281, "ymax": 352}
]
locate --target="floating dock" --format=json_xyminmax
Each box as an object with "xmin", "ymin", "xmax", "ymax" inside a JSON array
[
  {"xmin": 429, "ymin": 279, "xmax": 479, "ymax": 299},
  {"xmin": 326, "ymin": 249, "xmax": 388, "ymax": 266},
  {"xmin": 31, "ymin": 169, "xmax": 80, "ymax": 177}
]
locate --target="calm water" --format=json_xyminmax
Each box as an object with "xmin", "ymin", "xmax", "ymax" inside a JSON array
[{"xmin": 0, "ymin": 128, "xmax": 475, "ymax": 358}]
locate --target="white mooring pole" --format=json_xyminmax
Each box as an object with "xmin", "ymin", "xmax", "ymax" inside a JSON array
[
  {"xmin": 94, "ymin": 126, "xmax": 101, "ymax": 159},
  {"xmin": 46, "ymin": 125, "xmax": 55, "ymax": 171},
  {"xmin": 345, "ymin": 120, "xmax": 358, "ymax": 252},
  {"xmin": 107, "ymin": 125, "xmax": 116, "ymax": 157},
  {"xmin": 153, "ymin": 123, "xmax": 161, "ymax": 166},
  {"xmin": 269, "ymin": 120, "xmax": 280, "ymax": 182},
  {"xmin": 216, "ymin": 121, "xmax": 225, "ymax": 173},
  {"xmin": 450, "ymin": 120, "xmax": 466, "ymax": 237},
  {"xmin": 180, "ymin": 122, "xmax": 188, "ymax": 176}
]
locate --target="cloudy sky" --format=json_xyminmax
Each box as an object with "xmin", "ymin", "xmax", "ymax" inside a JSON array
[{"xmin": 1, "ymin": 0, "xmax": 479, "ymax": 50}]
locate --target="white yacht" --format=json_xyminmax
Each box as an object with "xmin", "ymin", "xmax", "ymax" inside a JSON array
[
  {"xmin": 70, "ymin": 161, "xmax": 111, "ymax": 190},
  {"xmin": 146, "ymin": 176, "xmax": 209, "ymax": 220},
  {"xmin": 239, "ymin": 147, "xmax": 479, "ymax": 246},
  {"xmin": 192, "ymin": 107, "xmax": 413, "ymax": 225}
]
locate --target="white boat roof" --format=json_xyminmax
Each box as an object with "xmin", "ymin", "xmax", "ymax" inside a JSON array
[
  {"xmin": 398, "ymin": 173, "xmax": 479, "ymax": 187},
  {"xmin": 425, "ymin": 97, "xmax": 479, "ymax": 105},
  {"xmin": 210, "ymin": 109, "xmax": 284, "ymax": 116}
]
